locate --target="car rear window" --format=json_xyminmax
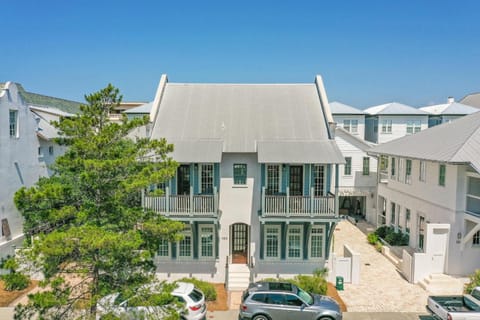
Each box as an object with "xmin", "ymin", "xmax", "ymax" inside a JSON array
[
  {"xmin": 189, "ymin": 289, "xmax": 203, "ymax": 302},
  {"xmin": 251, "ymin": 293, "xmax": 267, "ymax": 303}
]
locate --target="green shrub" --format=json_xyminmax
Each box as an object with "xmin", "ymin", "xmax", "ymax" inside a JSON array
[
  {"xmin": 178, "ymin": 278, "xmax": 217, "ymax": 301},
  {"xmin": 367, "ymin": 233, "xmax": 379, "ymax": 244},
  {"xmin": 375, "ymin": 242, "xmax": 383, "ymax": 252},
  {"xmin": 260, "ymin": 268, "xmax": 328, "ymax": 295},
  {"xmin": 465, "ymin": 269, "xmax": 480, "ymax": 293},
  {"xmin": 374, "ymin": 226, "xmax": 393, "ymax": 239},
  {"xmin": 1, "ymin": 272, "xmax": 30, "ymax": 291}
]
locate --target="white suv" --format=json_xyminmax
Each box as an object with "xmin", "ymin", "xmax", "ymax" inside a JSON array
[{"xmin": 97, "ymin": 281, "xmax": 207, "ymax": 320}]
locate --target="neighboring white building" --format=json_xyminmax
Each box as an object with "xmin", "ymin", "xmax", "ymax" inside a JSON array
[
  {"xmin": 142, "ymin": 75, "xmax": 345, "ymax": 289},
  {"xmin": 369, "ymin": 111, "xmax": 480, "ymax": 282},
  {"xmin": 419, "ymin": 97, "xmax": 479, "ymax": 127},
  {"xmin": 330, "ymin": 102, "xmax": 377, "ymax": 222},
  {"xmin": 364, "ymin": 102, "xmax": 429, "ymax": 144},
  {"xmin": 0, "ymin": 82, "xmax": 78, "ymax": 257}
]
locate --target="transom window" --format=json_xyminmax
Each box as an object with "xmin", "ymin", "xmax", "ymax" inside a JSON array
[
  {"xmin": 473, "ymin": 231, "xmax": 480, "ymax": 246},
  {"xmin": 381, "ymin": 119, "xmax": 392, "ymax": 133},
  {"xmin": 199, "ymin": 164, "xmax": 214, "ymax": 194},
  {"xmin": 439, "ymin": 164, "xmax": 446, "ymax": 187},
  {"xmin": 343, "ymin": 119, "xmax": 358, "ymax": 133},
  {"xmin": 309, "ymin": 226, "xmax": 324, "ymax": 258},
  {"xmin": 266, "ymin": 165, "xmax": 281, "ymax": 195},
  {"xmin": 313, "ymin": 165, "xmax": 325, "ymax": 196},
  {"xmin": 406, "ymin": 120, "xmax": 421, "ymax": 134},
  {"xmin": 405, "ymin": 159, "xmax": 412, "ymax": 184},
  {"xmin": 344, "ymin": 157, "xmax": 352, "ymax": 176},
  {"xmin": 178, "ymin": 225, "xmax": 193, "ymax": 259},
  {"xmin": 199, "ymin": 225, "xmax": 215, "ymax": 258},
  {"xmin": 9, "ymin": 110, "xmax": 18, "ymax": 137},
  {"xmin": 233, "ymin": 164, "xmax": 247, "ymax": 185},
  {"xmin": 287, "ymin": 225, "xmax": 303, "ymax": 259},
  {"xmin": 363, "ymin": 157, "xmax": 370, "ymax": 176},
  {"xmin": 467, "ymin": 177, "xmax": 480, "ymax": 215},
  {"xmin": 419, "ymin": 161, "xmax": 426, "ymax": 182},
  {"xmin": 264, "ymin": 225, "xmax": 281, "ymax": 259}
]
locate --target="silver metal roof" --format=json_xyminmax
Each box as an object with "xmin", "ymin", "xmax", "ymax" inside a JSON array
[
  {"xmin": 170, "ymin": 140, "xmax": 223, "ymax": 163},
  {"xmin": 364, "ymin": 102, "xmax": 428, "ymax": 115},
  {"xmin": 460, "ymin": 93, "xmax": 480, "ymax": 108},
  {"xmin": 257, "ymin": 140, "xmax": 345, "ymax": 164},
  {"xmin": 124, "ymin": 102, "xmax": 153, "ymax": 114},
  {"xmin": 420, "ymin": 102, "xmax": 480, "ymax": 115},
  {"xmin": 335, "ymin": 127, "xmax": 374, "ymax": 151},
  {"xmin": 330, "ymin": 101, "xmax": 365, "ymax": 115},
  {"xmin": 150, "ymin": 82, "xmax": 343, "ymax": 163},
  {"xmin": 369, "ymin": 111, "xmax": 480, "ymax": 172}
]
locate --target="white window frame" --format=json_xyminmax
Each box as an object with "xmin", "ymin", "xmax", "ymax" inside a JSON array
[
  {"xmin": 398, "ymin": 159, "xmax": 405, "ymax": 182},
  {"xmin": 264, "ymin": 225, "xmax": 281, "ymax": 260},
  {"xmin": 419, "ymin": 161, "xmax": 426, "ymax": 182},
  {"xmin": 9, "ymin": 109, "xmax": 19, "ymax": 138},
  {"xmin": 391, "ymin": 157, "xmax": 396, "ymax": 179},
  {"xmin": 439, "ymin": 164, "xmax": 446, "ymax": 187},
  {"xmin": 405, "ymin": 159, "xmax": 412, "ymax": 184},
  {"xmin": 266, "ymin": 164, "xmax": 282, "ymax": 195},
  {"xmin": 309, "ymin": 225, "xmax": 325, "ymax": 259},
  {"xmin": 313, "ymin": 165, "xmax": 325, "ymax": 196},
  {"xmin": 157, "ymin": 238, "xmax": 171, "ymax": 259},
  {"xmin": 177, "ymin": 225, "xmax": 193, "ymax": 259},
  {"xmin": 406, "ymin": 120, "xmax": 421, "ymax": 134},
  {"xmin": 344, "ymin": 157, "xmax": 352, "ymax": 176},
  {"xmin": 390, "ymin": 202, "xmax": 396, "ymax": 227},
  {"xmin": 473, "ymin": 231, "xmax": 480, "ymax": 246},
  {"xmin": 466, "ymin": 176, "xmax": 480, "ymax": 215},
  {"xmin": 362, "ymin": 157, "xmax": 370, "ymax": 176},
  {"xmin": 405, "ymin": 208, "xmax": 411, "ymax": 234},
  {"xmin": 48, "ymin": 146, "xmax": 54, "ymax": 156},
  {"xmin": 199, "ymin": 164, "xmax": 214, "ymax": 194},
  {"xmin": 381, "ymin": 119, "xmax": 392, "ymax": 134},
  {"xmin": 343, "ymin": 119, "xmax": 358, "ymax": 134},
  {"xmin": 199, "ymin": 224, "xmax": 215, "ymax": 259},
  {"xmin": 287, "ymin": 225, "xmax": 303, "ymax": 260}
]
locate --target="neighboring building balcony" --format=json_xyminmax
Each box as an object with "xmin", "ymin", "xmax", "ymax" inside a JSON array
[
  {"xmin": 142, "ymin": 186, "xmax": 219, "ymax": 220},
  {"xmin": 261, "ymin": 187, "xmax": 336, "ymax": 219}
]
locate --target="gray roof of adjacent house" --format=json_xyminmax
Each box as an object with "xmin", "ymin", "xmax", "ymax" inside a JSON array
[
  {"xmin": 330, "ymin": 101, "xmax": 365, "ymax": 115},
  {"xmin": 460, "ymin": 92, "xmax": 480, "ymax": 109},
  {"xmin": 335, "ymin": 127, "xmax": 374, "ymax": 152},
  {"xmin": 124, "ymin": 101, "xmax": 153, "ymax": 114},
  {"xmin": 364, "ymin": 102, "xmax": 428, "ymax": 115},
  {"xmin": 15, "ymin": 83, "xmax": 81, "ymax": 114},
  {"xmin": 368, "ymin": 111, "xmax": 480, "ymax": 172},
  {"xmin": 151, "ymin": 81, "xmax": 344, "ymax": 164},
  {"xmin": 420, "ymin": 102, "xmax": 479, "ymax": 115}
]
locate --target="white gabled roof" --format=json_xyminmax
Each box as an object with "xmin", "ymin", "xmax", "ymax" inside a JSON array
[
  {"xmin": 420, "ymin": 102, "xmax": 479, "ymax": 115},
  {"xmin": 364, "ymin": 102, "xmax": 428, "ymax": 115},
  {"xmin": 369, "ymin": 111, "xmax": 480, "ymax": 173},
  {"xmin": 330, "ymin": 101, "xmax": 365, "ymax": 115}
]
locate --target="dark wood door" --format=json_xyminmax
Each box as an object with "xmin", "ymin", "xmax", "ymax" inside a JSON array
[
  {"xmin": 289, "ymin": 165, "xmax": 303, "ymax": 196},
  {"xmin": 177, "ymin": 165, "xmax": 190, "ymax": 195},
  {"xmin": 231, "ymin": 224, "xmax": 248, "ymax": 264}
]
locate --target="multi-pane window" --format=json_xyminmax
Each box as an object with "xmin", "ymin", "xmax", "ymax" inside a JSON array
[
  {"xmin": 418, "ymin": 216, "xmax": 425, "ymax": 251},
  {"xmin": 265, "ymin": 225, "xmax": 281, "ymax": 259},
  {"xmin": 313, "ymin": 165, "xmax": 325, "ymax": 196},
  {"xmin": 406, "ymin": 120, "xmax": 421, "ymax": 134},
  {"xmin": 200, "ymin": 164, "xmax": 214, "ymax": 194},
  {"xmin": 467, "ymin": 177, "xmax": 480, "ymax": 215},
  {"xmin": 473, "ymin": 231, "xmax": 480, "ymax": 246},
  {"xmin": 380, "ymin": 155, "xmax": 388, "ymax": 171},
  {"xmin": 48, "ymin": 146, "xmax": 54, "ymax": 156},
  {"xmin": 381, "ymin": 119, "xmax": 392, "ymax": 133},
  {"xmin": 405, "ymin": 159, "xmax": 412, "ymax": 184},
  {"xmin": 362, "ymin": 157, "xmax": 370, "ymax": 176},
  {"xmin": 405, "ymin": 209, "xmax": 411, "ymax": 234},
  {"xmin": 233, "ymin": 164, "xmax": 247, "ymax": 185},
  {"xmin": 419, "ymin": 161, "xmax": 426, "ymax": 182},
  {"xmin": 158, "ymin": 238, "xmax": 170, "ymax": 257},
  {"xmin": 178, "ymin": 226, "xmax": 193, "ymax": 258},
  {"xmin": 9, "ymin": 110, "xmax": 18, "ymax": 137},
  {"xmin": 391, "ymin": 157, "xmax": 396, "ymax": 178},
  {"xmin": 309, "ymin": 227, "xmax": 324, "ymax": 258},
  {"xmin": 390, "ymin": 202, "xmax": 396, "ymax": 227},
  {"xmin": 266, "ymin": 165, "xmax": 281, "ymax": 195},
  {"xmin": 287, "ymin": 226, "xmax": 303, "ymax": 259},
  {"xmin": 344, "ymin": 157, "xmax": 352, "ymax": 175},
  {"xmin": 199, "ymin": 225, "xmax": 215, "ymax": 258},
  {"xmin": 343, "ymin": 119, "xmax": 358, "ymax": 133},
  {"xmin": 439, "ymin": 164, "xmax": 446, "ymax": 186},
  {"xmin": 398, "ymin": 159, "xmax": 405, "ymax": 182}
]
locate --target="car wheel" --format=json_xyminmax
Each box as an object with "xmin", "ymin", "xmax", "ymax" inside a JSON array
[
  {"xmin": 252, "ymin": 315, "xmax": 270, "ymax": 320},
  {"xmin": 318, "ymin": 317, "xmax": 334, "ymax": 320}
]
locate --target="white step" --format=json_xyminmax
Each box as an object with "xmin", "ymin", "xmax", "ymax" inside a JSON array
[
  {"xmin": 227, "ymin": 264, "xmax": 251, "ymax": 291},
  {"xmin": 419, "ymin": 274, "xmax": 464, "ymax": 295}
]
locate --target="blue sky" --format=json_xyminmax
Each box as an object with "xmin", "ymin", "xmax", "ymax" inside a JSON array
[{"xmin": 2, "ymin": 1, "xmax": 480, "ymax": 108}]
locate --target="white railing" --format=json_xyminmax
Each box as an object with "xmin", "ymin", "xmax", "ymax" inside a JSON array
[
  {"xmin": 143, "ymin": 186, "xmax": 218, "ymax": 217},
  {"xmin": 262, "ymin": 187, "xmax": 335, "ymax": 217}
]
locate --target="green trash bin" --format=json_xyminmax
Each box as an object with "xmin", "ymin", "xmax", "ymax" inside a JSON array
[{"xmin": 335, "ymin": 276, "xmax": 344, "ymax": 291}]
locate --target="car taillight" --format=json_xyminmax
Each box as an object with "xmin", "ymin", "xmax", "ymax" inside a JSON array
[
  {"xmin": 241, "ymin": 304, "xmax": 248, "ymax": 311},
  {"xmin": 189, "ymin": 304, "xmax": 201, "ymax": 311},
  {"xmin": 447, "ymin": 314, "xmax": 452, "ymax": 320}
]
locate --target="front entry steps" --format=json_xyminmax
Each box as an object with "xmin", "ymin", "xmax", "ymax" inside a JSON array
[
  {"xmin": 227, "ymin": 263, "xmax": 250, "ymax": 291},
  {"xmin": 419, "ymin": 274, "xmax": 466, "ymax": 295}
]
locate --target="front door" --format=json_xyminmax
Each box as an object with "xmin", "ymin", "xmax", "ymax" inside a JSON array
[
  {"xmin": 231, "ymin": 223, "xmax": 248, "ymax": 264},
  {"xmin": 177, "ymin": 165, "xmax": 190, "ymax": 195},
  {"xmin": 289, "ymin": 165, "xmax": 303, "ymax": 196}
]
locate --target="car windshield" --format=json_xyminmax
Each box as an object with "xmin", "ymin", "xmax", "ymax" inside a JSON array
[
  {"xmin": 189, "ymin": 288, "xmax": 203, "ymax": 302},
  {"xmin": 472, "ymin": 288, "xmax": 480, "ymax": 301},
  {"xmin": 296, "ymin": 287, "xmax": 313, "ymax": 305}
]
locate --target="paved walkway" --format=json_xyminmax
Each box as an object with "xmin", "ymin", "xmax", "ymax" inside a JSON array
[{"xmin": 333, "ymin": 219, "xmax": 430, "ymax": 312}]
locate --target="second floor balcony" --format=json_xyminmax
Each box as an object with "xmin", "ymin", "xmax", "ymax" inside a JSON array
[
  {"xmin": 143, "ymin": 186, "xmax": 218, "ymax": 219},
  {"xmin": 261, "ymin": 187, "xmax": 336, "ymax": 219}
]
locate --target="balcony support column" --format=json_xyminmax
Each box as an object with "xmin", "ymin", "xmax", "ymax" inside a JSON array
[
  {"xmin": 286, "ymin": 187, "xmax": 290, "ymax": 218},
  {"xmin": 165, "ymin": 186, "xmax": 170, "ymax": 216},
  {"xmin": 310, "ymin": 187, "xmax": 314, "ymax": 217},
  {"xmin": 261, "ymin": 187, "xmax": 266, "ymax": 217},
  {"xmin": 190, "ymin": 186, "xmax": 194, "ymax": 217}
]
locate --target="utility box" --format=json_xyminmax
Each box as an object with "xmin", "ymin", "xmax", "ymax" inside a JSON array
[{"xmin": 336, "ymin": 276, "xmax": 344, "ymax": 291}]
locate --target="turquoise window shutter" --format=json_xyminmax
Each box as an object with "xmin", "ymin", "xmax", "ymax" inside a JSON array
[
  {"xmin": 193, "ymin": 222, "xmax": 198, "ymax": 259},
  {"xmin": 304, "ymin": 164, "xmax": 311, "ymax": 196},
  {"xmin": 171, "ymin": 172, "xmax": 177, "ymax": 195},
  {"xmin": 261, "ymin": 164, "xmax": 265, "ymax": 189},
  {"xmin": 326, "ymin": 164, "xmax": 331, "ymax": 193},
  {"xmin": 214, "ymin": 163, "xmax": 220, "ymax": 191},
  {"xmin": 192, "ymin": 164, "xmax": 198, "ymax": 194},
  {"xmin": 281, "ymin": 165, "xmax": 289, "ymax": 193},
  {"xmin": 281, "ymin": 223, "xmax": 286, "ymax": 260}
]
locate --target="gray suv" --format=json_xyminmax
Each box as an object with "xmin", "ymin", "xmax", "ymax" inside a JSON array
[{"xmin": 239, "ymin": 282, "xmax": 342, "ymax": 320}]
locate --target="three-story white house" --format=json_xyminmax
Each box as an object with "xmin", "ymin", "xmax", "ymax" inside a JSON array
[
  {"xmin": 369, "ymin": 111, "xmax": 480, "ymax": 283},
  {"xmin": 364, "ymin": 102, "xmax": 429, "ymax": 144},
  {"xmin": 141, "ymin": 75, "xmax": 345, "ymax": 288}
]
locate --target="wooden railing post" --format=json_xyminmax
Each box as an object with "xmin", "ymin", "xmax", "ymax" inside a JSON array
[{"xmin": 286, "ymin": 187, "xmax": 290, "ymax": 217}]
